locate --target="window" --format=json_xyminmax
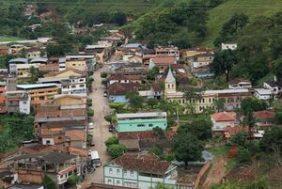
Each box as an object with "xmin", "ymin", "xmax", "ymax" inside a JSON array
[
  {"xmin": 109, "ymin": 168, "xmax": 113, "ymax": 174},
  {"xmin": 116, "ymin": 169, "xmax": 120, "ymax": 173},
  {"xmin": 116, "ymin": 180, "xmax": 120, "ymax": 184},
  {"xmin": 149, "ymin": 124, "xmax": 153, "ymax": 127},
  {"xmin": 108, "ymin": 179, "xmax": 112, "ymax": 183},
  {"xmin": 130, "ymin": 171, "xmax": 134, "ymax": 176}
]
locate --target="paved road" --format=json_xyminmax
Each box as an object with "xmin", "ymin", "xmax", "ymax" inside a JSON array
[{"xmin": 83, "ymin": 67, "xmax": 112, "ymax": 187}]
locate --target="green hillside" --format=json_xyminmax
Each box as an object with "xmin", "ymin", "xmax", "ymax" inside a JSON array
[{"xmin": 205, "ymin": 0, "xmax": 282, "ymax": 46}]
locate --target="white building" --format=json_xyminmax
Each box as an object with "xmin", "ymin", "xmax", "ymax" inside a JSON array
[
  {"xmin": 228, "ymin": 79, "xmax": 252, "ymax": 89},
  {"xmin": 61, "ymin": 77, "xmax": 87, "ymax": 95},
  {"xmin": 263, "ymin": 77, "xmax": 282, "ymax": 96},
  {"xmin": 5, "ymin": 90, "xmax": 31, "ymax": 115},
  {"xmin": 221, "ymin": 43, "xmax": 237, "ymax": 50},
  {"xmin": 104, "ymin": 153, "xmax": 178, "ymax": 189},
  {"xmin": 211, "ymin": 111, "xmax": 237, "ymax": 132},
  {"xmin": 254, "ymin": 88, "xmax": 272, "ymax": 100}
]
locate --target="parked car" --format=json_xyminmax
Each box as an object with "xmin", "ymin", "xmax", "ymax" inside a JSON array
[{"xmin": 88, "ymin": 122, "xmax": 94, "ymax": 130}]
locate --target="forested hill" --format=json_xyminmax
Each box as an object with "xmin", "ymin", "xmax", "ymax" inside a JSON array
[
  {"xmin": 1, "ymin": 0, "xmax": 282, "ymax": 48},
  {"xmin": 129, "ymin": 0, "xmax": 282, "ymax": 47},
  {"xmin": 205, "ymin": 0, "xmax": 282, "ymax": 46}
]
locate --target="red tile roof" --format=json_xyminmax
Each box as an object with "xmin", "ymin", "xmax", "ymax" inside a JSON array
[
  {"xmin": 109, "ymin": 73, "xmax": 142, "ymax": 81},
  {"xmin": 211, "ymin": 111, "xmax": 236, "ymax": 122},
  {"xmin": 150, "ymin": 56, "xmax": 176, "ymax": 65},
  {"xmin": 107, "ymin": 82, "xmax": 139, "ymax": 95},
  {"xmin": 112, "ymin": 153, "xmax": 170, "ymax": 175},
  {"xmin": 253, "ymin": 110, "xmax": 275, "ymax": 120}
]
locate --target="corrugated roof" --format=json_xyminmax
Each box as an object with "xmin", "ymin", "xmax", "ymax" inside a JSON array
[
  {"xmin": 8, "ymin": 58, "xmax": 28, "ymax": 64},
  {"xmin": 117, "ymin": 112, "xmax": 167, "ymax": 119},
  {"xmin": 17, "ymin": 83, "xmax": 58, "ymax": 90}
]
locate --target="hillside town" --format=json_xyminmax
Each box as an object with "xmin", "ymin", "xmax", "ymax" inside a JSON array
[{"xmin": 0, "ymin": 1, "xmax": 282, "ymax": 189}]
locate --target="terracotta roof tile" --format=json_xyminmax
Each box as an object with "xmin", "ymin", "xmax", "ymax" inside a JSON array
[
  {"xmin": 150, "ymin": 56, "xmax": 177, "ymax": 65},
  {"xmin": 253, "ymin": 110, "xmax": 275, "ymax": 120},
  {"xmin": 109, "ymin": 73, "xmax": 142, "ymax": 81},
  {"xmin": 112, "ymin": 153, "xmax": 170, "ymax": 175},
  {"xmin": 107, "ymin": 82, "xmax": 139, "ymax": 95},
  {"xmin": 211, "ymin": 111, "xmax": 236, "ymax": 122}
]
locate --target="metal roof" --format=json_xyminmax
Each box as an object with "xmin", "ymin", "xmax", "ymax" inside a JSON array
[
  {"xmin": 117, "ymin": 112, "xmax": 167, "ymax": 119},
  {"xmin": 8, "ymin": 58, "xmax": 28, "ymax": 64},
  {"xmin": 30, "ymin": 57, "xmax": 48, "ymax": 63},
  {"xmin": 17, "ymin": 83, "xmax": 58, "ymax": 90}
]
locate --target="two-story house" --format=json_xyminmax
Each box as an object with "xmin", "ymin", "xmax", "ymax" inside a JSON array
[
  {"xmin": 104, "ymin": 153, "xmax": 178, "ymax": 189},
  {"xmin": 211, "ymin": 111, "xmax": 237, "ymax": 134}
]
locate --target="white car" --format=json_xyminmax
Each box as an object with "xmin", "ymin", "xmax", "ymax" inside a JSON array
[{"xmin": 88, "ymin": 122, "xmax": 94, "ymax": 130}]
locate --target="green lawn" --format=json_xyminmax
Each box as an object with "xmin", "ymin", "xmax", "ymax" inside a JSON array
[
  {"xmin": 204, "ymin": 0, "xmax": 282, "ymax": 47},
  {"xmin": 0, "ymin": 36, "xmax": 22, "ymax": 42}
]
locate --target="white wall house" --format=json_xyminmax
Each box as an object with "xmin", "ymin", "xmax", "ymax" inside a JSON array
[
  {"xmin": 254, "ymin": 88, "xmax": 272, "ymax": 100},
  {"xmin": 221, "ymin": 43, "xmax": 237, "ymax": 50},
  {"xmin": 19, "ymin": 93, "xmax": 31, "ymax": 114},
  {"xmin": 61, "ymin": 77, "xmax": 87, "ymax": 95},
  {"xmin": 104, "ymin": 153, "xmax": 178, "ymax": 189},
  {"xmin": 211, "ymin": 112, "xmax": 237, "ymax": 132},
  {"xmin": 263, "ymin": 78, "xmax": 282, "ymax": 96}
]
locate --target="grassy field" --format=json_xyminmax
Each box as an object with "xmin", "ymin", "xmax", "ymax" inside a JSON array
[
  {"xmin": 204, "ymin": 0, "xmax": 282, "ymax": 47},
  {"xmin": 0, "ymin": 36, "xmax": 23, "ymax": 42},
  {"xmin": 40, "ymin": 0, "xmax": 162, "ymax": 16}
]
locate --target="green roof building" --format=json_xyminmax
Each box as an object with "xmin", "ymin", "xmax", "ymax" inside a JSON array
[{"xmin": 116, "ymin": 112, "xmax": 167, "ymax": 132}]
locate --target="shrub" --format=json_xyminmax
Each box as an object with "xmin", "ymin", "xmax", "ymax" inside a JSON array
[
  {"xmin": 230, "ymin": 132, "xmax": 248, "ymax": 147},
  {"xmin": 87, "ymin": 109, "xmax": 94, "ymax": 117},
  {"xmin": 43, "ymin": 175, "xmax": 56, "ymax": 189},
  {"xmin": 105, "ymin": 136, "xmax": 119, "ymax": 147},
  {"xmin": 100, "ymin": 72, "xmax": 107, "ymax": 78},
  {"xmin": 108, "ymin": 144, "xmax": 127, "ymax": 158},
  {"xmin": 236, "ymin": 147, "xmax": 251, "ymax": 164},
  {"xmin": 87, "ymin": 98, "xmax": 92, "ymax": 107},
  {"xmin": 67, "ymin": 173, "xmax": 79, "ymax": 186}
]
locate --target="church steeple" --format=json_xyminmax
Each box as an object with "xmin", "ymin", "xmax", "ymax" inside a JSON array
[{"xmin": 165, "ymin": 66, "xmax": 176, "ymax": 93}]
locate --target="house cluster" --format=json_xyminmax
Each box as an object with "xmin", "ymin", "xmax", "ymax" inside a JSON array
[{"xmin": 0, "ymin": 43, "xmax": 111, "ymax": 189}]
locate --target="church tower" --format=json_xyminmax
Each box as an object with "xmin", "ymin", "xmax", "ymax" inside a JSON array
[{"xmin": 165, "ymin": 66, "xmax": 176, "ymax": 94}]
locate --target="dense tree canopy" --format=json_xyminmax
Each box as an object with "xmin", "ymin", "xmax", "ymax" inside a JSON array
[
  {"xmin": 134, "ymin": 1, "xmax": 209, "ymax": 47},
  {"xmin": 214, "ymin": 13, "xmax": 249, "ymax": 47},
  {"xmin": 212, "ymin": 49, "xmax": 238, "ymax": 82},
  {"xmin": 240, "ymin": 97, "xmax": 268, "ymax": 116},
  {"xmin": 0, "ymin": 114, "xmax": 34, "ymax": 153},
  {"xmin": 173, "ymin": 129, "xmax": 203, "ymax": 169}
]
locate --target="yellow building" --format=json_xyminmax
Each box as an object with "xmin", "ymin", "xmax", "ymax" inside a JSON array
[
  {"xmin": 164, "ymin": 67, "xmax": 250, "ymax": 113},
  {"xmin": 17, "ymin": 83, "xmax": 59, "ymax": 105}
]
